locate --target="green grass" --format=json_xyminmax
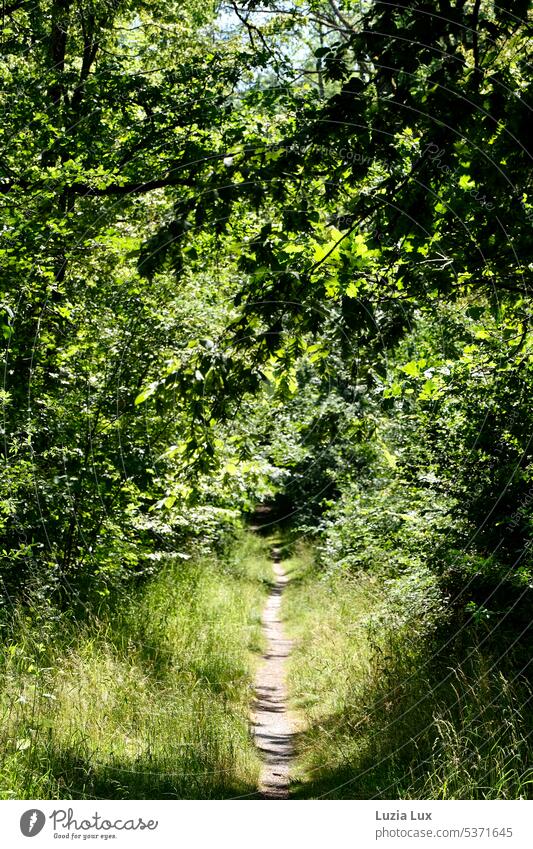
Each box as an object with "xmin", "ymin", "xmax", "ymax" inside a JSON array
[
  {"xmin": 0, "ymin": 531, "xmax": 272, "ymax": 799},
  {"xmin": 284, "ymin": 543, "xmax": 533, "ymax": 800}
]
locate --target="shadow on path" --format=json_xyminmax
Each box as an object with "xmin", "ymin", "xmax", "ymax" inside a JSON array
[{"xmin": 251, "ymin": 546, "xmax": 298, "ymax": 799}]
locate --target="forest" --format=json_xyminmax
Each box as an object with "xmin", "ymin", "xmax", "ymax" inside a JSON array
[{"xmin": 0, "ymin": 0, "xmax": 532, "ymax": 800}]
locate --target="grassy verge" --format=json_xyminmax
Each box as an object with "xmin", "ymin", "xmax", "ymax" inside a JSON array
[
  {"xmin": 0, "ymin": 531, "xmax": 271, "ymax": 799},
  {"xmin": 284, "ymin": 542, "xmax": 533, "ymax": 799}
]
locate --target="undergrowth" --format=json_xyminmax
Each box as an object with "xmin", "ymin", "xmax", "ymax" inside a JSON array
[
  {"xmin": 0, "ymin": 531, "xmax": 271, "ymax": 799},
  {"xmin": 284, "ymin": 542, "xmax": 533, "ymax": 800}
]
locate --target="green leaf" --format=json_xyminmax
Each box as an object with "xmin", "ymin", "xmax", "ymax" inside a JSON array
[{"xmin": 134, "ymin": 381, "xmax": 159, "ymax": 405}]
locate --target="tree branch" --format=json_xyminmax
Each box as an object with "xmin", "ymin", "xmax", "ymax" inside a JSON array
[
  {"xmin": 2, "ymin": 0, "xmax": 31, "ymax": 16},
  {"xmin": 472, "ymin": 0, "xmax": 481, "ymax": 73},
  {"xmin": 71, "ymin": 11, "xmax": 99, "ymax": 114}
]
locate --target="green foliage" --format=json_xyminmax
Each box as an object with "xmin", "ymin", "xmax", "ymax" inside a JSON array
[
  {"xmin": 0, "ymin": 532, "xmax": 271, "ymax": 799},
  {"xmin": 0, "ymin": 0, "xmax": 532, "ymax": 801},
  {"xmin": 285, "ymin": 544, "xmax": 533, "ymax": 800}
]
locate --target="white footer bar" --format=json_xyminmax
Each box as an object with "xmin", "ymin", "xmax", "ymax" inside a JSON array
[{"xmin": 1, "ymin": 799, "xmax": 531, "ymax": 848}]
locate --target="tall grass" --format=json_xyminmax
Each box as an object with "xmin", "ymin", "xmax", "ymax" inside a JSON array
[
  {"xmin": 0, "ymin": 531, "xmax": 271, "ymax": 799},
  {"xmin": 284, "ymin": 543, "xmax": 533, "ymax": 799}
]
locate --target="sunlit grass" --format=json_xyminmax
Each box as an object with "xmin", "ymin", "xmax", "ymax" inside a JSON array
[
  {"xmin": 0, "ymin": 532, "xmax": 272, "ymax": 799},
  {"xmin": 284, "ymin": 545, "xmax": 533, "ymax": 800}
]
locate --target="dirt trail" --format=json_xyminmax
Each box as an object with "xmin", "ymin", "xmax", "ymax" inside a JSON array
[{"xmin": 252, "ymin": 547, "xmax": 296, "ymax": 799}]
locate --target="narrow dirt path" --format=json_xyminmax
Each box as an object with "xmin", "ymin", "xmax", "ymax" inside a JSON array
[{"xmin": 252, "ymin": 546, "xmax": 296, "ymax": 799}]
